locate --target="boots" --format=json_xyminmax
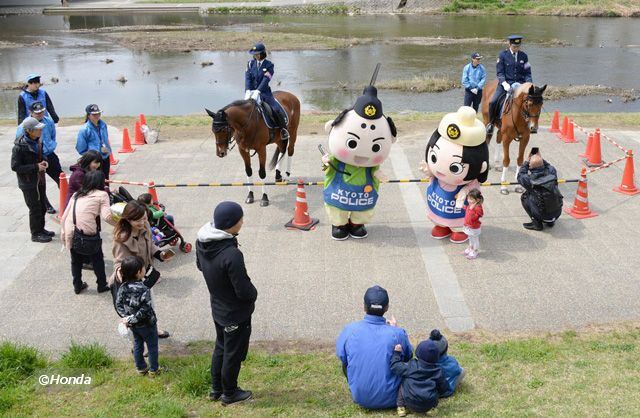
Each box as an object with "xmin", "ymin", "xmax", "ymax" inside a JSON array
[
  {"xmin": 523, "ymin": 219, "xmax": 543, "ymax": 231},
  {"xmin": 278, "ymin": 111, "xmax": 289, "ymax": 141}
]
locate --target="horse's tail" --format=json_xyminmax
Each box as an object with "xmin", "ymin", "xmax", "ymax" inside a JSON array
[{"xmin": 268, "ymin": 137, "xmax": 287, "ymax": 170}]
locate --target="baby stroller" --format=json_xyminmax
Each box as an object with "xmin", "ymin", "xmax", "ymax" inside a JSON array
[{"xmin": 110, "ymin": 186, "xmax": 192, "ymax": 253}]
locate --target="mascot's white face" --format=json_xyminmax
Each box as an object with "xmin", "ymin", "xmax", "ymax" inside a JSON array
[
  {"xmin": 426, "ymin": 138, "xmax": 472, "ymax": 186},
  {"xmin": 325, "ymin": 110, "xmax": 396, "ymax": 168}
]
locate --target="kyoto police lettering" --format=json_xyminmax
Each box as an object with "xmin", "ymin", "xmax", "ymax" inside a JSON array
[
  {"xmin": 329, "ymin": 187, "xmax": 375, "ymax": 208},
  {"xmin": 426, "ymin": 178, "xmax": 465, "ymax": 220}
]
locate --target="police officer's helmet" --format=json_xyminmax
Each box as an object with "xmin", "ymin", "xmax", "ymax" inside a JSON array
[{"xmin": 248, "ymin": 43, "xmax": 267, "ymax": 55}]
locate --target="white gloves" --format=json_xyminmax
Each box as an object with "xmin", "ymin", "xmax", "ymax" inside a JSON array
[
  {"xmin": 244, "ymin": 90, "xmax": 251, "ymax": 100},
  {"xmin": 250, "ymin": 90, "xmax": 260, "ymax": 101},
  {"xmin": 501, "ymin": 81, "xmax": 511, "ymax": 91},
  {"xmin": 470, "ymin": 88, "xmax": 478, "ymax": 95}
]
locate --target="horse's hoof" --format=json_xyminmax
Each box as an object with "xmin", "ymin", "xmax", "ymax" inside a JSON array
[
  {"xmin": 275, "ymin": 170, "xmax": 282, "ymax": 182},
  {"xmin": 500, "ymin": 188, "xmax": 509, "ymax": 195},
  {"xmin": 245, "ymin": 191, "xmax": 254, "ymax": 204},
  {"xmin": 515, "ymin": 186, "xmax": 525, "ymax": 193},
  {"xmin": 260, "ymin": 194, "xmax": 269, "ymax": 207}
]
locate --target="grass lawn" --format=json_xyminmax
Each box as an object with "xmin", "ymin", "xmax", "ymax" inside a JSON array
[
  {"xmin": 442, "ymin": 0, "xmax": 640, "ymax": 16},
  {"xmin": 138, "ymin": 0, "xmax": 267, "ymax": 3},
  {"xmin": 1, "ymin": 323, "xmax": 640, "ymax": 416}
]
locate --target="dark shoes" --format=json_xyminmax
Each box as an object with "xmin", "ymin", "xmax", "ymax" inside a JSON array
[
  {"xmin": 74, "ymin": 282, "xmax": 88, "ymax": 294},
  {"xmin": 349, "ymin": 224, "xmax": 368, "ymax": 239},
  {"xmin": 208, "ymin": 390, "xmax": 223, "ymax": 402},
  {"xmin": 158, "ymin": 330, "xmax": 171, "ymax": 339},
  {"xmin": 544, "ymin": 221, "xmax": 555, "ymax": 228},
  {"xmin": 31, "ymin": 233, "xmax": 52, "ymax": 243},
  {"xmin": 97, "ymin": 285, "xmax": 111, "ymax": 293},
  {"xmin": 46, "ymin": 206, "xmax": 57, "ymax": 215},
  {"xmin": 221, "ymin": 388, "xmax": 252, "ymax": 406},
  {"xmin": 42, "ymin": 229, "xmax": 55, "ymax": 237},
  {"xmin": 523, "ymin": 220, "xmax": 543, "ymax": 231},
  {"xmin": 331, "ymin": 225, "xmax": 349, "ymax": 241}
]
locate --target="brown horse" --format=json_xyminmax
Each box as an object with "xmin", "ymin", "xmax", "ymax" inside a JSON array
[
  {"xmin": 481, "ymin": 80, "xmax": 546, "ymax": 194},
  {"xmin": 205, "ymin": 91, "xmax": 300, "ymax": 206}
]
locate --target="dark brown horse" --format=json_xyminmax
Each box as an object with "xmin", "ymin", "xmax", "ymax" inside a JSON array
[
  {"xmin": 205, "ymin": 91, "xmax": 300, "ymax": 206},
  {"xmin": 481, "ymin": 80, "xmax": 546, "ymax": 194}
]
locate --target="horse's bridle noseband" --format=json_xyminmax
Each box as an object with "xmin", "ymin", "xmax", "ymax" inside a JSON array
[
  {"xmin": 213, "ymin": 119, "xmax": 236, "ymax": 150},
  {"xmin": 522, "ymin": 94, "xmax": 543, "ymax": 120}
]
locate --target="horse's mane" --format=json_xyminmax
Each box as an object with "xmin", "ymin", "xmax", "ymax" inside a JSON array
[
  {"xmin": 514, "ymin": 82, "xmax": 533, "ymax": 98},
  {"xmin": 220, "ymin": 99, "xmax": 253, "ymax": 112}
]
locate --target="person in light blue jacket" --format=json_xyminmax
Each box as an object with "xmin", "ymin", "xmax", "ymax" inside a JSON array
[
  {"xmin": 76, "ymin": 104, "xmax": 113, "ymax": 180},
  {"xmin": 429, "ymin": 329, "xmax": 465, "ymax": 397},
  {"xmin": 461, "ymin": 52, "xmax": 487, "ymax": 112},
  {"xmin": 336, "ymin": 285, "xmax": 413, "ymax": 410}
]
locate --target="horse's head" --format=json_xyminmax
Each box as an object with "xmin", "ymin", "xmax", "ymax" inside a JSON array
[
  {"xmin": 205, "ymin": 108, "xmax": 235, "ymax": 158},
  {"xmin": 524, "ymin": 84, "xmax": 547, "ymax": 133}
]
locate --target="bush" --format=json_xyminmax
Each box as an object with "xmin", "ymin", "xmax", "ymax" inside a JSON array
[
  {"xmin": 60, "ymin": 342, "xmax": 113, "ymax": 370},
  {"xmin": 0, "ymin": 342, "xmax": 47, "ymax": 388}
]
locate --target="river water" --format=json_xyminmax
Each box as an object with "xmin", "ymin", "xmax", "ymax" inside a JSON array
[{"xmin": 1, "ymin": 12, "xmax": 638, "ymax": 119}]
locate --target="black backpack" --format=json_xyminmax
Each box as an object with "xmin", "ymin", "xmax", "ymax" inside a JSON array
[{"xmin": 531, "ymin": 171, "xmax": 564, "ymax": 213}]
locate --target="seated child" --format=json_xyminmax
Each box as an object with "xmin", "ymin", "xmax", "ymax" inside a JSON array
[
  {"xmin": 430, "ymin": 329, "xmax": 465, "ymax": 396},
  {"xmin": 391, "ymin": 340, "xmax": 450, "ymax": 416},
  {"xmin": 137, "ymin": 193, "xmax": 175, "ymax": 225},
  {"xmin": 115, "ymin": 255, "xmax": 160, "ymax": 376}
]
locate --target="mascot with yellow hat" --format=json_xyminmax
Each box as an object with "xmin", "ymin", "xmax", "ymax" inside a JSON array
[{"xmin": 420, "ymin": 106, "xmax": 489, "ymax": 243}]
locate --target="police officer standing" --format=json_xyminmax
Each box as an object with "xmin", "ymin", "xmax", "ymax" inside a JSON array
[
  {"xmin": 244, "ymin": 42, "xmax": 289, "ymax": 141},
  {"xmin": 17, "ymin": 74, "xmax": 60, "ymax": 126},
  {"xmin": 486, "ymin": 35, "xmax": 532, "ymax": 135},
  {"xmin": 461, "ymin": 52, "xmax": 486, "ymax": 112}
]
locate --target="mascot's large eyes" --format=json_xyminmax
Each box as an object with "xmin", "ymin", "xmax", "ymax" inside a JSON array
[
  {"xmin": 429, "ymin": 151, "xmax": 437, "ymax": 164},
  {"xmin": 347, "ymin": 139, "xmax": 358, "ymax": 149},
  {"xmin": 372, "ymin": 144, "xmax": 381, "ymax": 153},
  {"xmin": 449, "ymin": 162, "xmax": 464, "ymax": 175}
]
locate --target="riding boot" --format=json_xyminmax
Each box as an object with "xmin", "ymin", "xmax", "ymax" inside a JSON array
[
  {"xmin": 486, "ymin": 102, "xmax": 496, "ymax": 135},
  {"xmin": 278, "ymin": 111, "xmax": 289, "ymax": 141}
]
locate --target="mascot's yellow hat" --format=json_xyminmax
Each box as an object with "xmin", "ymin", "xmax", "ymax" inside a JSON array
[{"xmin": 437, "ymin": 106, "xmax": 485, "ymax": 147}]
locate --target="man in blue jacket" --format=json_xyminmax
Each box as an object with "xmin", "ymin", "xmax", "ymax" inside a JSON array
[
  {"xmin": 76, "ymin": 104, "xmax": 113, "ymax": 180},
  {"xmin": 244, "ymin": 42, "xmax": 289, "ymax": 141},
  {"xmin": 461, "ymin": 52, "xmax": 486, "ymax": 112},
  {"xmin": 486, "ymin": 35, "xmax": 533, "ymax": 135},
  {"xmin": 336, "ymin": 285, "xmax": 413, "ymax": 410}
]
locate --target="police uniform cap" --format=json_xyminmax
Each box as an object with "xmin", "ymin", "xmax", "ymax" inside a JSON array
[
  {"xmin": 26, "ymin": 74, "xmax": 41, "ymax": 84},
  {"xmin": 354, "ymin": 85, "xmax": 383, "ymax": 120},
  {"xmin": 85, "ymin": 104, "xmax": 102, "ymax": 115},
  {"xmin": 508, "ymin": 35, "xmax": 523, "ymax": 45},
  {"xmin": 30, "ymin": 101, "xmax": 45, "ymax": 113},
  {"xmin": 437, "ymin": 106, "xmax": 486, "ymax": 147},
  {"xmin": 249, "ymin": 42, "xmax": 266, "ymax": 55}
]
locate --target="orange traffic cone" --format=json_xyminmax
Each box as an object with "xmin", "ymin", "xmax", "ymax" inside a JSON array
[
  {"xmin": 556, "ymin": 116, "xmax": 568, "ymax": 140},
  {"xmin": 285, "ymin": 179, "xmax": 319, "ymax": 231},
  {"xmin": 613, "ymin": 150, "xmax": 640, "ymax": 196},
  {"xmin": 118, "ymin": 128, "xmax": 135, "ymax": 153},
  {"xmin": 139, "ymin": 113, "xmax": 147, "ymax": 126},
  {"xmin": 565, "ymin": 168, "xmax": 598, "ymax": 219},
  {"xmin": 134, "ymin": 120, "xmax": 146, "ymax": 146},
  {"xmin": 57, "ymin": 172, "xmax": 69, "ymax": 220},
  {"xmin": 579, "ymin": 132, "xmax": 594, "ymax": 158},
  {"xmin": 549, "ymin": 111, "xmax": 560, "ymax": 133},
  {"xmin": 109, "ymin": 152, "xmax": 119, "ymax": 166},
  {"xmin": 584, "ymin": 128, "xmax": 603, "ymax": 166},
  {"xmin": 147, "ymin": 181, "xmax": 160, "ymax": 207},
  {"xmin": 562, "ymin": 119, "xmax": 577, "ymax": 143}
]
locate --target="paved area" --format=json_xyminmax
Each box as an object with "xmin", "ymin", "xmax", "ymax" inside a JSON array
[{"xmin": 1, "ymin": 120, "xmax": 639, "ymax": 355}]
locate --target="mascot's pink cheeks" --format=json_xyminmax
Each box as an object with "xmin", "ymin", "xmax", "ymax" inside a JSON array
[
  {"xmin": 372, "ymin": 155, "xmax": 384, "ymax": 165},
  {"xmin": 337, "ymin": 148, "xmax": 350, "ymax": 159}
]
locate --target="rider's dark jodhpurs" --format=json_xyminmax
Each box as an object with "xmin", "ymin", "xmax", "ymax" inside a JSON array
[{"xmin": 488, "ymin": 83, "xmax": 508, "ymax": 124}]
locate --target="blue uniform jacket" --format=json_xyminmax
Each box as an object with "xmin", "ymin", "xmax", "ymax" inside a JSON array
[
  {"xmin": 245, "ymin": 59, "xmax": 274, "ymax": 97},
  {"xmin": 438, "ymin": 354, "xmax": 463, "ymax": 397},
  {"xmin": 16, "ymin": 115, "xmax": 57, "ymax": 156},
  {"xmin": 461, "ymin": 63, "xmax": 486, "ymax": 90},
  {"xmin": 76, "ymin": 120, "xmax": 112, "ymax": 159},
  {"xmin": 497, "ymin": 49, "xmax": 532, "ymax": 84},
  {"xmin": 336, "ymin": 315, "xmax": 413, "ymax": 409}
]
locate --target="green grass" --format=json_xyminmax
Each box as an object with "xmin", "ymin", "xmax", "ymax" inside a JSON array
[
  {"xmin": 59, "ymin": 342, "xmax": 114, "ymax": 370},
  {"xmin": 377, "ymin": 75, "xmax": 460, "ymax": 93},
  {"xmin": 139, "ymin": 0, "xmax": 266, "ymax": 3},
  {"xmin": 2, "ymin": 325, "xmax": 640, "ymax": 416},
  {"xmin": 442, "ymin": 0, "xmax": 640, "ymax": 16}
]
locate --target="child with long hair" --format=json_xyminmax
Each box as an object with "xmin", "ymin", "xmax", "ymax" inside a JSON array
[{"xmin": 463, "ymin": 188, "xmax": 484, "ymax": 259}]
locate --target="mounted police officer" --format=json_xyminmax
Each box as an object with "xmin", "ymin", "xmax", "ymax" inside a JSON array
[
  {"xmin": 243, "ymin": 42, "xmax": 289, "ymax": 141},
  {"xmin": 486, "ymin": 35, "xmax": 532, "ymax": 135},
  {"xmin": 17, "ymin": 74, "xmax": 59, "ymax": 125}
]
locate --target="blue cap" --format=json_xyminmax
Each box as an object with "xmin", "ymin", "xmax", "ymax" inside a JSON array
[
  {"xmin": 85, "ymin": 104, "xmax": 102, "ymax": 114},
  {"xmin": 30, "ymin": 101, "xmax": 45, "ymax": 113},
  {"xmin": 415, "ymin": 340, "xmax": 440, "ymax": 363},
  {"xmin": 471, "ymin": 52, "xmax": 483, "ymax": 59},
  {"xmin": 364, "ymin": 285, "xmax": 389, "ymax": 310},
  {"xmin": 248, "ymin": 42, "xmax": 266, "ymax": 55},
  {"xmin": 508, "ymin": 35, "xmax": 523, "ymax": 45},
  {"xmin": 26, "ymin": 74, "xmax": 41, "ymax": 83}
]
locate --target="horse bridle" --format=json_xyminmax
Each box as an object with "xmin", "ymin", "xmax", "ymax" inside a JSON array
[
  {"xmin": 521, "ymin": 94, "xmax": 543, "ymax": 120},
  {"xmin": 212, "ymin": 102, "xmax": 258, "ymax": 152}
]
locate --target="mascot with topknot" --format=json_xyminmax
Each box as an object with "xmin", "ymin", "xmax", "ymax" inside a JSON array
[
  {"xmin": 322, "ymin": 65, "xmax": 397, "ymax": 240},
  {"xmin": 420, "ymin": 106, "xmax": 489, "ymax": 243}
]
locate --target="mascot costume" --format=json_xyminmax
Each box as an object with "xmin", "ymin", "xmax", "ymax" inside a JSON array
[
  {"xmin": 322, "ymin": 65, "xmax": 397, "ymax": 240},
  {"xmin": 421, "ymin": 106, "xmax": 489, "ymax": 243}
]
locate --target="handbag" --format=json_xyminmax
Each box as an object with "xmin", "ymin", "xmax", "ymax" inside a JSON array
[{"xmin": 71, "ymin": 195, "xmax": 102, "ymax": 256}]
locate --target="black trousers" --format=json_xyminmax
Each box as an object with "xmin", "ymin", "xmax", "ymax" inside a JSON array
[
  {"xmin": 21, "ymin": 184, "xmax": 47, "ymax": 236},
  {"xmin": 70, "ymin": 247, "xmax": 107, "ymax": 290},
  {"xmin": 44, "ymin": 152, "xmax": 62, "ymax": 209},
  {"xmin": 101, "ymin": 156, "xmax": 110, "ymax": 181},
  {"xmin": 211, "ymin": 319, "xmax": 252, "ymax": 396},
  {"xmin": 489, "ymin": 83, "xmax": 508, "ymax": 123},
  {"xmin": 463, "ymin": 88, "xmax": 482, "ymax": 112}
]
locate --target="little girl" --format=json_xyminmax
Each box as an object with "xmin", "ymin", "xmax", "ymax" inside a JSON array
[{"xmin": 463, "ymin": 189, "xmax": 484, "ymax": 259}]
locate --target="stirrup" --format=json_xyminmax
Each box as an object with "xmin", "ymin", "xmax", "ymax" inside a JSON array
[{"xmin": 281, "ymin": 128, "xmax": 290, "ymax": 141}]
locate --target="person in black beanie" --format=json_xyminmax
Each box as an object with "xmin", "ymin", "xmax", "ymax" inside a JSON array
[
  {"xmin": 429, "ymin": 329, "xmax": 465, "ymax": 397},
  {"xmin": 196, "ymin": 201, "xmax": 257, "ymax": 406}
]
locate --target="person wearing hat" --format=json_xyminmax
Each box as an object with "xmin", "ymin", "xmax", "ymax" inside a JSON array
[
  {"xmin": 428, "ymin": 329, "xmax": 465, "ymax": 397},
  {"xmin": 11, "ymin": 117, "xmax": 55, "ymax": 243},
  {"xmin": 336, "ymin": 285, "xmax": 413, "ymax": 410},
  {"xmin": 486, "ymin": 35, "xmax": 533, "ymax": 135},
  {"xmin": 16, "ymin": 101, "xmax": 61, "ymax": 214},
  {"xmin": 76, "ymin": 104, "xmax": 113, "ymax": 181},
  {"xmin": 420, "ymin": 106, "xmax": 489, "ymax": 243},
  {"xmin": 17, "ymin": 74, "xmax": 59, "ymax": 125},
  {"xmin": 244, "ymin": 42, "xmax": 290, "ymax": 141},
  {"xmin": 322, "ymin": 85, "xmax": 397, "ymax": 240},
  {"xmin": 196, "ymin": 201, "xmax": 257, "ymax": 406},
  {"xmin": 391, "ymin": 339, "xmax": 451, "ymax": 416},
  {"xmin": 461, "ymin": 52, "xmax": 486, "ymax": 112}
]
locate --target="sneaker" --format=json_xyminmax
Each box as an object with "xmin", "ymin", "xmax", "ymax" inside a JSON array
[
  {"xmin": 46, "ymin": 206, "xmax": 57, "ymax": 215},
  {"xmin": 221, "ymin": 388, "xmax": 253, "ymax": 406},
  {"xmin": 397, "ymin": 407, "xmax": 407, "ymax": 417},
  {"xmin": 157, "ymin": 330, "xmax": 171, "ymax": 339},
  {"xmin": 331, "ymin": 225, "xmax": 349, "ymax": 241},
  {"xmin": 523, "ymin": 220, "xmax": 543, "ymax": 231},
  {"xmin": 42, "ymin": 229, "xmax": 56, "ymax": 237},
  {"xmin": 31, "ymin": 233, "xmax": 52, "ymax": 243},
  {"xmin": 208, "ymin": 390, "xmax": 223, "ymax": 402},
  {"xmin": 74, "ymin": 282, "xmax": 88, "ymax": 294},
  {"xmin": 148, "ymin": 368, "xmax": 162, "ymax": 378},
  {"xmin": 466, "ymin": 251, "xmax": 478, "ymax": 260},
  {"xmin": 136, "ymin": 367, "xmax": 149, "ymax": 376},
  {"xmin": 97, "ymin": 285, "xmax": 111, "ymax": 293},
  {"xmin": 463, "ymin": 247, "xmax": 472, "ymax": 255},
  {"xmin": 543, "ymin": 221, "xmax": 555, "ymax": 228},
  {"xmin": 457, "ymin": 367, "xmax": 466, "ymax": 386},
  {"xmin": 348, "ymin": 224, "xmax": 368, "ymax": 239}
]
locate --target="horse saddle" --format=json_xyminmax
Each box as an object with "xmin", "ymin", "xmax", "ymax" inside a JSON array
[
  {"xmin": 258, "ymin": 99, "xmax": 288, "ymax": 130},
  {"xmin": 498, "ymin": 82, "xmax": 522, "ymax": 119}
]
